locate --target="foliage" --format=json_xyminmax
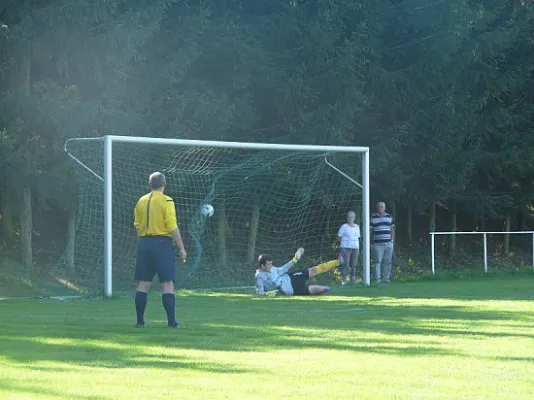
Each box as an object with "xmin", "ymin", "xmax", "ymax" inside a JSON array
[{"xmin": 1, "ymin": 0, "xmax": 534, "ymax": 267}]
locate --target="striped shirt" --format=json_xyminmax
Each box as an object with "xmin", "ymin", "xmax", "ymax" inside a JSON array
[{"xmin": 370, "ymin": 213, "xmax": 394, "ymax": 244}]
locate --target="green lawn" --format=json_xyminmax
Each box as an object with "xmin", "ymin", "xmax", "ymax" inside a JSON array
[{"xmin": 0, "ymin": 278, "xmax": 533, "ymax": 400}]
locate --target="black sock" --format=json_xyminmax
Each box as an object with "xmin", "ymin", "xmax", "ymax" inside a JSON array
[
  {"xmin": 162, "ymin": 293, "xmax": 176, "ymax": 325},
  {"xmin": 135, "ymin": 291, "xmax": 148, "ymax": 325}
]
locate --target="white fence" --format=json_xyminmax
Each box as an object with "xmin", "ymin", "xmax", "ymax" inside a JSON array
[{"xmin": 430, "ymin": 231, "xmax": 534, "ymax": 274}]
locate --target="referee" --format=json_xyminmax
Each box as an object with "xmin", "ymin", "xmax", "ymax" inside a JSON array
[{"xmin": 133, "ymin": 172, "xmax": 187, "ymax": 328}]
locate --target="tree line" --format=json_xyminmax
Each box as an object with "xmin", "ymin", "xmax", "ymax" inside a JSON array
[{"xmin": 1, "ymin": 0, "xmax": 533, "ymax": 270}]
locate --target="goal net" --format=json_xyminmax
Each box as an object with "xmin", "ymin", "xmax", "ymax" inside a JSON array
[{"xmin": 59, "ymin": 136, "xmax": 369, "ymax": 296}]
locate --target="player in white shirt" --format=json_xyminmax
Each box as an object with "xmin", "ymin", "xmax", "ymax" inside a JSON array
[
  {"xmin": 336, "ymin": 211, "xmax": 361, "ymax": 284},
  {"xmin": 254, "ymin": 248, "xmax": 339, "ymax": 296}
]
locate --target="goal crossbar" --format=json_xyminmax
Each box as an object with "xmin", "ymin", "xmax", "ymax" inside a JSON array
[
  {"xmin": 66, "ymin": 135, "xmax": 370, "ymax": 153},
  {"xmin": 65, "ymin": 135, "xmax": 371, "ymax": 297}
]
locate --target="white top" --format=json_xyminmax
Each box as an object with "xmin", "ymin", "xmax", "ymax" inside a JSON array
[{"xmin": 337, "ymin": 223, "xmax": 361, "ymax": 249}]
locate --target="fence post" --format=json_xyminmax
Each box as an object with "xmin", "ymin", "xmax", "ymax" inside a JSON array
[
  {"xmin": 483, "ymin": 233, "xmax": 488, "ymax": 273},
  {"xmin": 431, "ymin": 233, "xmax": 435, "ymax": 275}
]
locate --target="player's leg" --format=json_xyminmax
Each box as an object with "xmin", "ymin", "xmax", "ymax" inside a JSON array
[
  {"xmin": 382, "ymin": 243, "xmax": 394, "ymax": 283},
  {"xmin": 308, "ymin": 259, "xmax": 340, "ymax": 278},
  {"xmin": 154, "ymin": 237, "xmax": 180, "ymax": 328},
  {"xmin": 308, "ymin": 285, "xmax": 332, "ymax": 295},
  {"xmin": 160, "ymin": 281, "xmax": 179, "ymax": 327},
  {"xmin": 374, "ymin": 244, "xmax": 385, "ymax": 283},
  {"xmin": 134, "ymin": 238, "xmax": 156, "ymax": 327},
  {"xmin": 350, "ymin": 248, "xmax": 359, "ymax": 283},
  {"xmin": 290, "ymin": 271, "xmax": 332, "ymax": 296},
  {"xmin": 339, "ymin": 248, "xmax": 349, "ymax": 284}
]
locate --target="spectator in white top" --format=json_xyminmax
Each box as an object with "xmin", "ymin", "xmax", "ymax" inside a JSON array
[{"xmin": 336, "ymin": 211, "xmax": 361, "ymax": 285}]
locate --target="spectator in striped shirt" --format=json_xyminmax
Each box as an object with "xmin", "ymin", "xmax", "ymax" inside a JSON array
[{"xmin": 370, "ymin": 202, "xmax": 394, "ymax": 283}]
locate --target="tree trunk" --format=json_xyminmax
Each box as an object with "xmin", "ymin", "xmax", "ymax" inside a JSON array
[
  {"xmin": 479, "ymin": 214, "xmax": 486, "ymax": 231},
  {"xmin": 246, "ymin": 197, "xmax": 260, "ymax": 265},
  {"xmin": 1, "ymin": 210, "xmax": 14, "ymax": 244},
  {"xmin": 504, "ymin": 216, "xmax": 511, "ymax": 257},
  {"xmin": 19, "ymin": 41, "xmax": 33, "ymax": 269},
  {"xmin": 406, "ymin": 204, "xmax": 413, "ymax": 245},
  {"xmin": 429, "ymin": 203, "xmax": 436, "ymax": 234},
  {"xmin": 389, "ymin": 200, "xmax": 396, "ymax": 234},
  {"xmin": 216, "ymin": 199, "xmax": 227, "ymax": 268},
  {"xmin": 390, "ymin": 200, "xmax": 396, "ymax": 260},
  {"xmin": 20, "ymin": 187, "xmax": 32, "ymax": 269},
  {"xmin": 449, "ymin": 202, "xmax": 457, "ymax": 257},
  {"xmin": 520, "ymin": 208, "xmax": 528, "ymax": 231},
  {"xmin": 66, "ymin": 208, "xmax": 76, "ymax": 269}
]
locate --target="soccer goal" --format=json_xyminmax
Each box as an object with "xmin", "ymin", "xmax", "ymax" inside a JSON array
[{"xmin": 63, "ymin": 135, "xmax": 371, "ymax": 297}]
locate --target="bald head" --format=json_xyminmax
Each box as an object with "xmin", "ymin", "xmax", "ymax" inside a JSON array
[
  {"xmin": 376, "ymin": 202, "xmax": 386, "ymax": 214},
  {"xmin": 149, "ymin": 172, "xmax": 166, "ymax": 190}
]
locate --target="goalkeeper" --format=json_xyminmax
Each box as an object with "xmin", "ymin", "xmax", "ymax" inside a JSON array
[{"xmin": 254, "ymin": 248, "xmax": 338, "ymax": 296}]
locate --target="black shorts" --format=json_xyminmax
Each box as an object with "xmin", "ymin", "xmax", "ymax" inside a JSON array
[
  {"xmin": 289, "ymin": 270, "xmax": 311, "ymax": 295},
  {"xmin": 134, "ymin": 236, "xmax": 175, "ymax": 282}
]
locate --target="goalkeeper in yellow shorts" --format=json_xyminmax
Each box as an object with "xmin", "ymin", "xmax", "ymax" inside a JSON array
[{"xmin": 254, "ymin": 248, "xmax": 339, "ymax": 296}]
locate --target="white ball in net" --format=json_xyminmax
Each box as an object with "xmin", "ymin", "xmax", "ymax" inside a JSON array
[{"xmin": 201, "ymin": 204, "xmax": 214, "ymax": 217}]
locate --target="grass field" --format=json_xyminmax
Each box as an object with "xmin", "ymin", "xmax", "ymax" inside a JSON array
[{"xmin": 1, "ymin": 277, "xmax": 533, "ymax": 400}]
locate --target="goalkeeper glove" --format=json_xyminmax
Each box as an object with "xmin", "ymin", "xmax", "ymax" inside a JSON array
[
  {"xmin": 265, "ymin": 290, "xmax": 278, "ymax": 297},
  {"xmin": 292, "ymin": 247, "xmax": 304, "ymax": 263}
]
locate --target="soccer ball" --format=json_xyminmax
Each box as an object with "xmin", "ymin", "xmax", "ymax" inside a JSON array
[{"xmin": 201, "ymin": 204, "xmax": 214, "ymax": 217}]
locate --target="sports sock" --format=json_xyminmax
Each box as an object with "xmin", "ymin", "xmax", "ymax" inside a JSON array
[
  {"xmin": 135, "ymin": 291, "xmax": 148, "ymax": 325},
  {"xmin": 314, "ymin": 259, "xmax": 340, "ymax": 275},
  {"xmin": 162, "ymin": 293, "xmax": 176, "ymax": 325}
]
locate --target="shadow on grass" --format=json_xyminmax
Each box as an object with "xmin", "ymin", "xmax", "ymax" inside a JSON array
[
  {"xmin": 0, "ymin": 332, "xmax": 254, "ymax": 373},
  {"xmin": 0, "ymin": 379, "xmax": 106, "ymax": 400},
  {"xmin": 1, "ymin": 280, "xmax": 533, "ymax": 374},
  {"xmin": 0, "ymin": 321, "xmax": 463, "ymax": 374}
]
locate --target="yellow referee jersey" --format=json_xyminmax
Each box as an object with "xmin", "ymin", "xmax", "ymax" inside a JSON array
[{"xmin": 134, "ymin": 191, "xmax": 178, "ymax": 237}]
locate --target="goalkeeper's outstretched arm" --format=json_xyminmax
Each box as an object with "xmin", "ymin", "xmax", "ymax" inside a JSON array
[{"xmin": 255, "ymin": 277, "xmax": 265, "ymax": 295}]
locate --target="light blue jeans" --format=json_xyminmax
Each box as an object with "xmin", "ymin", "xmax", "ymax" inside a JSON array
[{"xmin": 374, "ymin": 242, "xmax": 394, "ymax": 282}]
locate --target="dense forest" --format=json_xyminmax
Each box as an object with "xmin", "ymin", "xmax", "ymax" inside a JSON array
[{"xmin": 1, "ymin": 1, "xmax": 533, "ymax": 286}]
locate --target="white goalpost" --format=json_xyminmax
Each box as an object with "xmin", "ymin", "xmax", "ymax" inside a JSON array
[{"xmin": 65, "ymin": 135, "xmax": 371, "ymax": 297}]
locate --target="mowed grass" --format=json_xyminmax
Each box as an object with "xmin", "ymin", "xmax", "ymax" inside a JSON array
[{"xmin": 0, "ymin": 277, "xmax": 533, "ymax": 400}]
